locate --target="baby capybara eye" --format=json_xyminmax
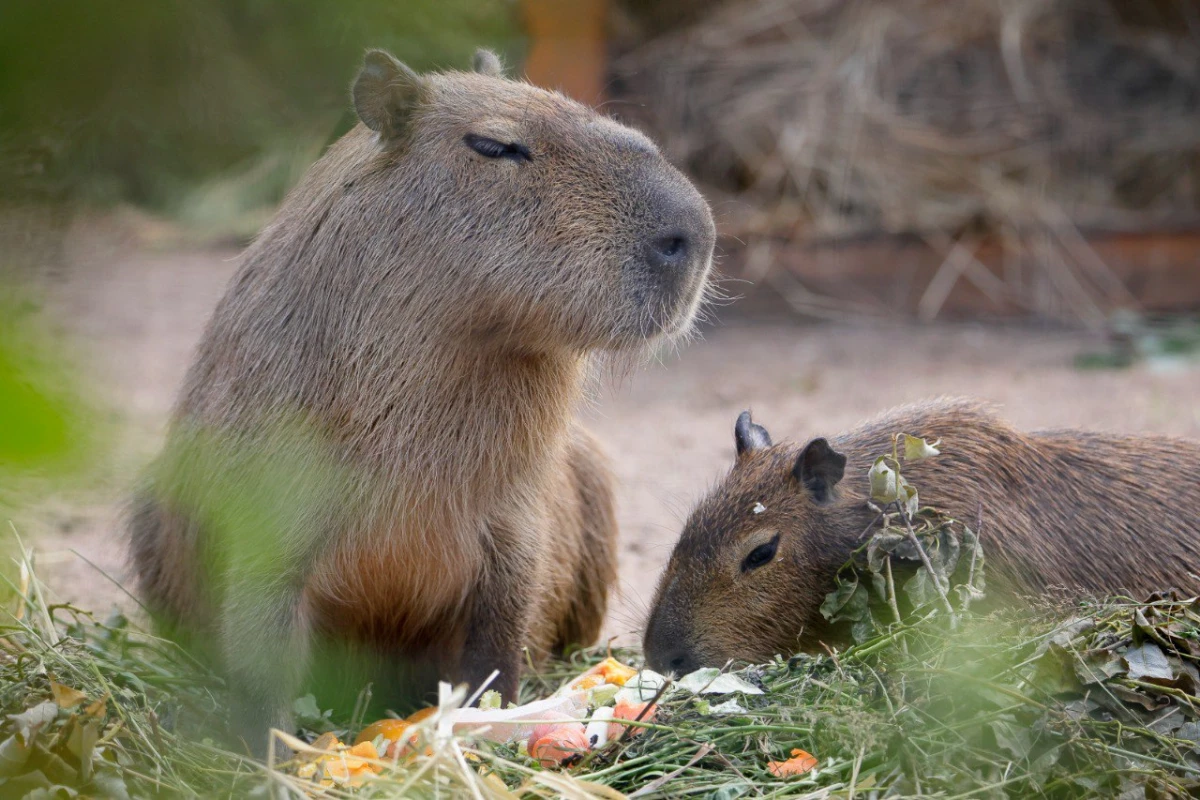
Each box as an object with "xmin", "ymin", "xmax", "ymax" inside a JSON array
[{"xmin": 741, "ymin": 534, "xmax": 780, "ymax": 572}]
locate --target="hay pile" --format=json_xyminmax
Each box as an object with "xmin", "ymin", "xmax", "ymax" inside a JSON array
[
  {"xmin": 613, "ymin": 0, "xmax": 1200, "ymax": 322},
  {"xmin": 7, "ymin": 546, "xmax": 1200, "ymax": 797}
]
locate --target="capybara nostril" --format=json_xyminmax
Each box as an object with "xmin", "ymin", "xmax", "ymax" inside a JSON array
[
  {"xmin": 666, "ymin": 651, "xmax": 697, "ymax": 676},
  {"xmin": 648, "ymin": 230, "xmax": 690, "ymax": 270}
]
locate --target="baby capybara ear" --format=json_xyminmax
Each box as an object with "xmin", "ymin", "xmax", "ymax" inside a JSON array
[
  {"xmin": 792, "ymin": 438, "xmax": 847, "ymax": 503},
  {"xmin": 472, "ymin": 48, "xmax": 504, "ymax": 77},
  {"xmin": 353, "ymin": 49, "xmax": 424, "ymax": 140},
  {"xmin": 734, "ymin": 410, "xmax": 773, "ymax": 457}
]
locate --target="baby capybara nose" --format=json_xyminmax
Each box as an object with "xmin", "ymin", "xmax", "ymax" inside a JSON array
[
  {"xmin": 663, "ymin": 649, "xmax": 699, "ymax": 676},
  {"xmin": 643, "ymin": 609, "xmax": 701, "ymax": 675},
  {"xmin": 645, "ymin": 640, "xmax": 700, "ymax": 676}
]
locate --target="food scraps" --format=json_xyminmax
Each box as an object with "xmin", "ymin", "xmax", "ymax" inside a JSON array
[
  {"xmin": 768, "ymin": 748, "xmax": 819, "ymax": 778},
  {"xmin": 295, "ymin": 735, "xmax": 383, "ymax": 787},
  {"xmin": 284, "ymin": 654, "xmax": 767, "ymax": 786}
]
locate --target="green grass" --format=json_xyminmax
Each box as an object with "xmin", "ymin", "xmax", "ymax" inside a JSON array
[{"xmin": 4, "ymin": 533, "xmax": 1200, "ymax": 798}]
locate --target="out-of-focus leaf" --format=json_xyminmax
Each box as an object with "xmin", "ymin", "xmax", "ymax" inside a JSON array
[
  {"xmin": 82, "ymin": 697, "xmax": 106, "ymax": 720},
  {"xmin": 89, "ymin": 768, "xmax": 133, "ymax": 800},
  {"xmin": 0, "ymin": 770, "xmax": 52, "ymax": 794},
  {"xmin": 0, "ymin": 301, "xmax": 98, "ymax": 481},
  {"xmin": 1106, "ymin": 684, "xmax": 1170, "ymax": 713},
  {"xmin": 988, "ymin": 718, "xmax": 1033, "ymax": 761},
  {"xmin": 290, "ymin": 695, "xmax": 324, "ymax": 724},
  {"xmin": 1176, "ymin": 721, "xmax": 1200, "ymax": 747},
  {"xmin": 1033, "ymin": 643, "xmax": 1085, "ymax": 695},
  {"xmin": 22, "ymin": 785, "xmax": 78, "ymax": 800},
  {"xmin": 49, "ymin": 682, "xmax": 87, "ymax": 711},
  {"xmin": 1147, "ymin": 707, "xmax": 1185, "ymax": 735},
  {"xmin": 7, "ymin": 701, "xmax": 57, "ymax": 746},
  {"xmin": 0, "ymin": 733, "xmax": 34, "ymax": 777},
  {"xmin": 1062, "ymin": 698, "xmax": 1101, "ymax": 721}
]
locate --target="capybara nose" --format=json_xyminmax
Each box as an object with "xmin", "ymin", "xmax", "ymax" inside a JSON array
[
  {"xmin": 645, "ymin": 636, "xmax": 700, "ymax": 676},
  {"xmin": 646, "ymin": 229, "xmax": 691, "ymax": 271},
  {"xmin": 664, "ymin": 649, "xmax": 698, "ymax": 676}
]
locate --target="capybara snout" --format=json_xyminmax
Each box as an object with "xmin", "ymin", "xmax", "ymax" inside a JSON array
[
  {"xmin": 631, "ymin": 169, "xmax": 716, "ymax": 336},
  {"xmin": 645, "ymin": 398, "xmax": 1200, "ymax": 672}
]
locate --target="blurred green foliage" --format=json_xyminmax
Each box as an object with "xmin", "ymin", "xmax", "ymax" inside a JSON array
[
  {"xmin": 0, "ymin": 0, "xmax": 523, "ymax": 229},
  {"xmin": 0, "ymin": 296, "xmax": 99, "ymax": 493}
]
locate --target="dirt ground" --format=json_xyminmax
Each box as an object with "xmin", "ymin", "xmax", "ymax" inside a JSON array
[{"xmin": 21, "ymin": 223, "xmax": 1200, "ymax": 648}]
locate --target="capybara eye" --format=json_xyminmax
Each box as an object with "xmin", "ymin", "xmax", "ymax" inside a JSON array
[
  {"xmin": 741, "ymin": 534, "xmax": 780, "ymax": 573},
  {"xmin": 464, "ymin": 134, "xmax": 532, "ymax": 162}
]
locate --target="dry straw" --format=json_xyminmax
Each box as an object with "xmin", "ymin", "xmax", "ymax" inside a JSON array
[{"xmin": 614, "ymin": 0, "xmax": 1200, "ymax": 323}]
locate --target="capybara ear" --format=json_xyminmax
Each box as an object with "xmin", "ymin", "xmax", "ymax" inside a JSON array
[
  {"xmin": 792, "ymin": 438, "xmax": 846, "ymax": 503},
  {"xmin": 472, "ymin": 48, "xmax": 504, "ymax": 77},
  {"xmin": 734, "ymin": 410, "xmax": 772, "ymax": 457},
  {"xmin": 353, "ymin": 49, "xmax": 423, "ymax": 140}
]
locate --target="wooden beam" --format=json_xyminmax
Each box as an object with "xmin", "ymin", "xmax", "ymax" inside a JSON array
[{"xmin": 520, "ymin": 0, "xmax": 609, "ymax": 106}]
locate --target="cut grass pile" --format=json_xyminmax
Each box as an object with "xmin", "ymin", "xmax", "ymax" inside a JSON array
[{"xmin": 4, "ymin": 536, "xmax": 1200, "ymax": 798}]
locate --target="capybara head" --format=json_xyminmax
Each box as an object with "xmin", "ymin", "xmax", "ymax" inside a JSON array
[
  {"xmin": 342, "ymin": 49, "xmax": 716, "ymax": 351},
  {"xmin": 644, "ymin": 411, "xmax": 851, "ymax": 673}
]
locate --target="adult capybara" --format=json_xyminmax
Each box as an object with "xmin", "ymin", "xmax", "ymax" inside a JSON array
[
  {"xmin": 128, "ymin": 48, "xmax": 715, "ymax": 754},
  {"xmin": 644, "ymin": 398, "xmax": 1200, "ymax": 673}
]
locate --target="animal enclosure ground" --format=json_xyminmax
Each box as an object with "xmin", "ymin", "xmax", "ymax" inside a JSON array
[{"xmin": 20, "ymin": 220, "xmax": 1200, "ymax": 647}]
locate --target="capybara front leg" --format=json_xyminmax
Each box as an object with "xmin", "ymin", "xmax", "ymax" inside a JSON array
[
  {"xmin": 221, "ymin": 577, "xmax": 311, "ymax": 761},
  {"xmin": 453, "ymin": 523, "xmax": 533, "ymax": 704}
]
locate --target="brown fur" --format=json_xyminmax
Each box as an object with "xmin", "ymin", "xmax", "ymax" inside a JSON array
[
  {"xmin": 644, "ymin": 397, "xmax": 1200, "ymax": 673},
  {"xmin": 127, "ymin": 49, "xmax": 714, "ymax": 754}
]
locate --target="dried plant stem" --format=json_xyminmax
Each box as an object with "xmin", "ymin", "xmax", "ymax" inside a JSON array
[{"xmin": 897, "ymin": 503, "xmax": 958, "ymax": 622}]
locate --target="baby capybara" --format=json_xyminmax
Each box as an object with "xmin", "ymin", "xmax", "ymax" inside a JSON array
[{"xmin": 644, "ymin": 398, "xmax": 1200, "ymax": 673}]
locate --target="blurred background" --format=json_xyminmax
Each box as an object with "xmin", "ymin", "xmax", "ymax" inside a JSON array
[{"xmin": 2, "ymin": 0, "xmax": 1199, "ymax": 642}]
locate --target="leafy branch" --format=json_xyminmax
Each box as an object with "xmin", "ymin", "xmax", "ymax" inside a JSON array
[{"xmin": 820, "ymin": 433, "xmax": 986, "ymax": 643}]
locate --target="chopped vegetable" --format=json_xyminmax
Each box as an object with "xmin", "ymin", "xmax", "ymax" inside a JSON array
[
  {"xmin": 767, "ymin": 748, "xmax": 818, "ymax": 778},
  {"xmin": 529, "ymin": 724, "xmax": 590, "ymax": 768},
  {"xmin": 353, "ymin": 718, "xmax": 410, "ymax": 747},
  {"xmin": 608, "ymin": 699, "xmax": 656, "ymax": 740},
  {"xmin": 295, "ymin": 738, "xmax": 383, "ymax": 787}
]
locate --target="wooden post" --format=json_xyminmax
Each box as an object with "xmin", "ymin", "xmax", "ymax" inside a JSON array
[{"xmin": 520, "ymin": 0, "xmax": 609, "ymax": 106}]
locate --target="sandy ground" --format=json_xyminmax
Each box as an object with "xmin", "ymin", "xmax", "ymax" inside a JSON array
[{"xmin": 20, "ymin": 225, "xmax": 1200, "ymax": 649}]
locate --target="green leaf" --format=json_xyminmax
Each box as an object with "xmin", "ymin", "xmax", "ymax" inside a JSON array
[
  {"xmin": 820, "ymin": 571, "xmax": 871, "ymax": 627},
  {"xmin": 899, "ymin": 480, "xmax": 920, "ymax": 518},
  {"xmin": 1032, "ymin": 643, "xmax": 1085, "ymax": 695},
  {"xmin": 850, "ymin": 615, "xmax": 880, "ymax": 643},
  {"xmin": 989, "ymin": 718, "xmax": 1033, "ymax": 761},
  {"xmin": 902, "ymin": 567, "xmax": 944, "ymax": 610},
  {"xmin": 292, "ymin": 693, "xmax": 327, "ymax": 727},
  {"xmin": 869, "ymin": 457, "xmax": 899, "ymax": 504},
  {"xmin": 900, "ymin": 434, "xmax": 941, "ymax": 461}
]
